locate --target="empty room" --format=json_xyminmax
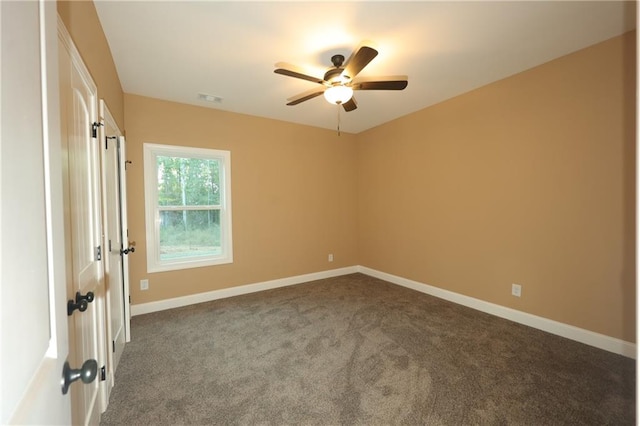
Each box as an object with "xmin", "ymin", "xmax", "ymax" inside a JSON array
[{"xmin": 1, "ymin": 1, "xmax": 636, "ymax": 425}]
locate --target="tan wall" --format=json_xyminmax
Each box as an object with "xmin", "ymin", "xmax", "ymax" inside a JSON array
[
  {"xmin": 124, "ymin": 94, "xmax": 359, "ymax": 304},
  {"xmin": 357, "ymin": 32, "xmax": 636, "ymax": 342},
  {"xmin": 58, "ymin": 1, "xmax": 124, "ymax": 129},
  {"xmin": 62, "ymin": 1, "xmax": 634, "ymax": 344}
]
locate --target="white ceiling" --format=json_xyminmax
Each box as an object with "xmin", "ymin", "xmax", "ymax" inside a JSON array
[{"xmin": 94, "ymin": 1, "xmax": 636, "ymax": 134}]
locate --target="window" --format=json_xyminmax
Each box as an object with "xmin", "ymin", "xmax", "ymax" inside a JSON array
[{"xmin": 143, "ymin": 143, "xmax": 232, "ymax": 272}]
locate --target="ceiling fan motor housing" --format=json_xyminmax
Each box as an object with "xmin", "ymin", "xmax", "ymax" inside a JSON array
[
  {"xmin": 324, "ymin": 68, "xmax": 346, "ymax": 83},
  {"xmin": 325, "ymin": 54, "xmax": 349, "ymax": 83}
]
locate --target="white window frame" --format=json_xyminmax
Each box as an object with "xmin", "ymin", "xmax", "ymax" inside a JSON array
[{"xmin": 143, "ymin": 143, "xmax": 232, "ymax": 273}]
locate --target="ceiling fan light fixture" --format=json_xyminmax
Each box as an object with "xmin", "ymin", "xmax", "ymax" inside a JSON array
[{"xmin": 324, "ymin": 85, "xmax": 353, "ymax": 105}]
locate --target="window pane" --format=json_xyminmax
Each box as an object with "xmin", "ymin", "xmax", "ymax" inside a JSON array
[
  {"xmin": 157, "ymin": 156, "xmax": 220, "ymax": 206},
  {"xmin": 159, "ymin": 209, "xmax": 221, "ymax": 260},
  {"xmin": 144, "ymin": 143, "xmax": 232, "ymax": 272}
]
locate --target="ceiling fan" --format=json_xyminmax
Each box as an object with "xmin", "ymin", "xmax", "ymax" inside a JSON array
[{"xmin": 274, "ymin": 43, "xmax": 408, "ymax": 112}]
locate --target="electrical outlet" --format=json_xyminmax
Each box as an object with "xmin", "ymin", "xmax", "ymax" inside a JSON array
[
  {"xmin": 328, "ymin": 253, "xmax": 334, "ymax": 262},
  {"xmin": 140, "ymin": 279, "xmax": 149, "ymax": 291},
  {"xmin": 512, "ymin": 283, "xmax": 522, "ymax": 297}
]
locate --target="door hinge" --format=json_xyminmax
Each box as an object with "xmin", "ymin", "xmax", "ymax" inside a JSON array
[
  {"xmin": 129, "ymin": 295, "xmax": 131, "ymax": 303},
  {"xmin": 91, "ymin": 122, "xmax": 103, "ymax": 138},
  {"xmin": 100, "ymin": 365, "xmax": 106, "ymax": 381},
  {"xmin": 112, "ymin": 340, "xmax": 115, "ymax": 353},
  {"xmin": 106, "ymin": 135, "xmax": 116, "ymax": 150},
  {"xmin": 95, "ymin": 245, "xmax": 102, "ymax": 261}
]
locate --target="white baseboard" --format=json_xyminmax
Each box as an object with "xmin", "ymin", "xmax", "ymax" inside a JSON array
[
  {"xmin": 130, "ymin": 265, "xmax": 635, "ymax": 359},
  {"xmin": 131, "ymin": 266, "xmax": 359, "ymax": 317},
  {"xmin": 357, "ymin": 266, "xmax": 636, "ymax": 359}
]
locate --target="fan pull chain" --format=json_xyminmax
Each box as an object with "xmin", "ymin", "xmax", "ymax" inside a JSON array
[{"xmin": 337, "ymin": 104, "xmax": 341, "ymax": 136}]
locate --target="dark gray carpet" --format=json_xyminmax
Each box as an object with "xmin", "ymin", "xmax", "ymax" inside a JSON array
[{"xmin": 100, "ymin": 273, "xmax": 635, "ymax": 425}]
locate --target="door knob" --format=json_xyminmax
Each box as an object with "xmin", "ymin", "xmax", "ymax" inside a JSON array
[
  {"xmin": 67, "ymin": 291, "xmax": 94, "ymax": 316},
  {"xmin": 76, "ymin": 291, "xmax": 94, "ymax": 303},
  {"xmin": 61, "ymin": 359, "xmax": 98, "ymax": 395},
  {"xmin": 123, "ymin": 241, "xmax": 136, "ymax": 255},
  {"xmin": 67, "ymin": 299, "xmax": 87, "ymax": 316}
]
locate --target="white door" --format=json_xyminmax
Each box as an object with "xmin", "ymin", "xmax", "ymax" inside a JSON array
[
  {"xmin": 59, "ymin": 19, "xmax": 106, "ymax": 426},
  {"xmin": 99, "ymin": 101, "xmax": 129, "ymax": 395},
  {"xmin": 0, "ymin": 1, "xmax": 71, "ymax": 423},
  {"xmin": 119, "ymin": 135, "xmax": 133, "ymax": 344}
]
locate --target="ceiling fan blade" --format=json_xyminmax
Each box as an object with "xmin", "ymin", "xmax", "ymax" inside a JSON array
[
  {"xmin": 342, "ymin": 96, "xmax": 357, "ymax": 112},
  {"xmin": 351, "ymin": 75, "xmax": 408, "ymax": 91},
  {"xmin": 274, "ymin": 62, "xmax": 325, "ymax": 85},
  {"xmin": 286, "ymin": 88, "xmax": 326, "ymax": 106},
  {"xmin": 342, "ymin": 45, "xmax": 378, "ymax": 80}
]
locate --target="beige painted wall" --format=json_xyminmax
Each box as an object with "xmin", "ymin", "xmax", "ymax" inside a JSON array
[
  {"xmin": 58, "ymin": 1, "xmax": 635, "ymax": 344},
  {"xmin": 58, "ymin": 1, "xmax": 124, "ymax": 129},
  {"xmin": 124, "ymin": 94, "xmax": 359, "ymax": 304},
  {"xmin": 357, "ymin": 32, "xmax": 636, "ymax": 342}
]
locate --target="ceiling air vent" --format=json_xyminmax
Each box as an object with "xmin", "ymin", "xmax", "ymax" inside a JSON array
[{"xmin": 198, "ymin": 93, "xmax": 223, "ymax": 103}]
